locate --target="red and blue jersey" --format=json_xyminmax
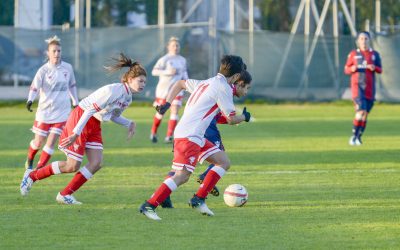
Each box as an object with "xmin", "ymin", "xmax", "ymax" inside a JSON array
[{"xmin": 344, "ymin": 48, "xmax": 382, "ymax": 100}]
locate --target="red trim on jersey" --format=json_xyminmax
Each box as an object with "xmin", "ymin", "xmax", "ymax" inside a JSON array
[
  {"xmin": 123, "ymin": 83, "xmax": 129, "ymax": 94},
  {"xmin": 187, "ymin": 83, "xmax": 209, "ymax": 105},
  {"xmin": 93, "ymin": 103, "xmax": 101, "ymax": 112},
  {"xmin": 228, "ymin": 111, "xmax": 236, "ymax": 117},
  {"xmin": 202, "ymin": 104, "xmax": 219, "ymax": 120}
]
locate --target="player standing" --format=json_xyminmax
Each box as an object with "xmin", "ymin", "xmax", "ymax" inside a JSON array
[
  {"xmin": 139, "ymin": 55, "xmax": 251, "ymax": 220},
  {"xmin": 20, "ymin": 53, "xmax": 146, "ymax": 204},
  {"xmin": 344, "ymin": 31, "xmax": 382, "ymax": 146},
  {"xmin": 150, "ymin": 36, "xmax": 188, "ymax": 143},
  {"xmin": 24, "ymin": 35, "xmax": 79, "ymax": 170}
]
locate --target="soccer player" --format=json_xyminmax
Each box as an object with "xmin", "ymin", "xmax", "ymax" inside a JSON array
[
  {"xmin": 20, "ymin": 53, "xmax": 147, "ymax": 205},
  {"xmin": 139, "ymin": 55, "xmax": 251, "ymax": 220},
  {"xmin": 344, "ymin": 31, "xmax": 382, "ymax": 146},
  {"xmin": 161, "ymin": 70, "xmax": 253, "ymax": 208},
  {"xmin": 24, "ymin": 35, "xmax": 79, "ymax": 170},
  {"xmin": 150, "ymin": 36, "xmax": 188, "ymax": 143}
]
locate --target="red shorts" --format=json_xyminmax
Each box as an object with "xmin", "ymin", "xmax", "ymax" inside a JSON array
[
  {"xmin": 32, "ymin": 121, "xmax": 66, "ymax": 136},
  {"xmin": 58, "ymin": 107, "xmax": 103, "ymax": 162},
  {"xmin": 172, "ymin": 138, "xmax": 221, "ymax": 173},
  {"xmin": 153, "ymin": 91, "xmax": 184, "ymax": 107}
]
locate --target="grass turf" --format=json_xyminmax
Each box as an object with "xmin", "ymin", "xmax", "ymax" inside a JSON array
[{"xmin": 1, "ymin": 103, "xmax": 400, "ymax": 249}]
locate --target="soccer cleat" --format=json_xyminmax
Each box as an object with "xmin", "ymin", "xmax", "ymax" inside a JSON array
[
  {"xmin": 160, "ymin": 196, "xmax": 174, "ymax": 208},
  {"xmin": 20, "ymin": 169, "xmax": 34, "ymax": 196},
  {"xmin": 56, "ymin": 192, "xmax": 82, "ymax": 205},
  {"xmin": 189, "ymin": 195, "xmax": 214, "ymax": 216},
  {"xmin": 164, "ymin": 136, "xmax": 173, "ymax": 144},
  {"xmin": 197, "ymin": 175, "xmax": 220, "ymax": 197},
  {"xmin": 150, "ymin": 134, "xmax": 158, "ymax": 143},
  {"xmin": 348, "ymin": 136, "xmax": 356, "ymax": 146},
  {"xmin": 139, "ymin": 201, "xmax": 161, "ymax": 220},
  {"xmin": 25, "ymin": 159, "xmax": 33, "ymax": 170}
]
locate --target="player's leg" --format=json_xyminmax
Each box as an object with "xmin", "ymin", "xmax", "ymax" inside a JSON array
[
  {"xmin": 57, "ymin": 148, "xmax": 102, "ymax": 205},
  {"xmin": 358, "ymin": 100, "xmax": 374, "ymax": 144},
  {"xmin": 150, "ymin": 98, "xmax": 166, "ymax": 143},
  {"xmin": 25, "ymin": 132, "xmax": 47, "ymax": 169},
  {"xmin": 36, "ymin": 133, "xmax": 58, "ymax": 169},
  {"xmin": 350, "ymin": 98, "xmax": 366, "ymax": 146},
  {"xmin": 165, "ymin": 105, "xmax": 179, "ymax": 143}
]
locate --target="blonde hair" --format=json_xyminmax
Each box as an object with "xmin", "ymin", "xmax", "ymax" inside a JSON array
[
  {"xmin": 168, "ymin": 36, "xmax": 179, "ymax": 45},
  {"xmin": 104, "ymin": 53, "xmax": 147, "ymax": 83},
  {"xmin": 45, "ymin": 35, "xmax": 61, "ymax": 49}
]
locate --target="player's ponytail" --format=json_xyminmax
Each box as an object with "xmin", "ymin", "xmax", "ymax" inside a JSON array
[{"xmin": 104, "ymin": 53, "xmax": 147, "ymax": 83}]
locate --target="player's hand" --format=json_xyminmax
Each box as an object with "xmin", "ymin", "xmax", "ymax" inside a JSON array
[
  {"xmin": 26, "ymin": 101, "xmax": 33, "ymax": 112},
  {"xmin": 367, "ymin": 64, "xmax": 375, "ymax": 71},
  {"xmin": 242, "ymin": 107, "xmax": 251, "ymax": 122},
  {"xmin": 350, "ymin": 65, "xmax": 357, "ymax": 72},
  {"xmin": 59, "ymin": 134, "xmax": 78, "ymax": 148},
  {"xmin": 166, "ymin": 68, "xmax": 177, "ymax": 75},
  {"xmin": 127, "ymin": 121, "xmax": 136, "ymax": 141},
  {"xmin": 156, "ymin": 102, "xmax": 171, "ymax": 115}
]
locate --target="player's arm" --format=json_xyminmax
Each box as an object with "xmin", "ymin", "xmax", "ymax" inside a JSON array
[
  {"xmin": 373, "ymin": 52, "xmax": 382, "ymax": 74},
  {"xmin": 155, "ymin": 80, "xmax": 187, "ymax": 114},
  {"xmin": 224, "ymin": 108, "xmax": 251, "ymax": 125},
  {"xmin": 68, "ymin": 66, "xmax": 79, "ymax": 107},
  {"xmin": 217, "ymin": 87, "xmax": 251, "ymax": 125},
  {"xmin": 111, "ymin": 114, "xmax": 136, "ymax": 140},
  {"xmin": 26, "ymin": 69, "xmax": 44, "ymax": 112},
  {"xmin": 344, "ymin": 51, "xmax": 356, "ymax": 75}
]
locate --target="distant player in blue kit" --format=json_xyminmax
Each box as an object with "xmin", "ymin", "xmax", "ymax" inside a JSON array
[
  {"xmin": 159, "ymin": 69, "xmax": 252, "ymax": 208},
  {"xmin": 344, "ymin": 31, "xmax": 382, "ymax": 146}
]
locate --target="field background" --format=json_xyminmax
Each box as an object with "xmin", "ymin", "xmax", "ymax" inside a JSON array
[{"xmin": 1, "ymin": 103, "xmax": 400, "ymax": 249}]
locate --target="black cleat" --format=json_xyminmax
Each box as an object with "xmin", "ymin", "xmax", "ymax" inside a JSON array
[
  {"xmin": 188, "ymin": 195, "xmax": 214, "ymax": 216},
  {"xmin": 150, "ymin": 134, "xmax": 158, "ymax": 143},
  {"xmin": 160, "ymin": 196, "xmax": 174, "ymax": 208}
]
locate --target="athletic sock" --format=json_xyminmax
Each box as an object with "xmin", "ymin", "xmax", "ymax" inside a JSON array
[
  {"xmin": 27, "ymin": 140, "xmax": 40, "ymax": 163},
  {"xmin": 359, "ymin": 120, "xmax": 367, "ymax": 137},
  {"xmin": 352, "ymin": 119, "xmax": 362, "ymax": 137},
  {"xmin": 147, "ymin": 178, "xmax": 177, "ymax": 207},
  {"xmin": 30, "ymin": 161, "xmax": 61, "ymax": 182},
  {"xmin": 200, "ymin": 164, "xmax": 214, "ymax": 180},
  {"xmin": 60, "ymin": 166, "xmax": 92, "ymax": 196},
  {"xmin": 166, "ymin": 114, "xmax": 179, "ymax": 137},
  {"xmin": 151, "ymin": 113, "xmax": 163, "ymax": 135},
  {"xmin": 196, "ymin": 166, "xmax": 226, "ymax": 198},
  {"xmin": 37, "ymin": 146, "xmax": 54, "ymax": 169}
]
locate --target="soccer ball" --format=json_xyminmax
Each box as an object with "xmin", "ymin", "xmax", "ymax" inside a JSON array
[{"xmin": 223, "ymin": 184, "xmax": 248, "ymax": 207}]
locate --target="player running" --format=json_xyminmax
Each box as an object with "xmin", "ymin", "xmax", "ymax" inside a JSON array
[
  {"xmin": 150, "ymin": 36, "xmax": 188, "ymax": 143},
  {"xmin": 20, "ymin": 53, "xmax": 146, "ymax": 205},
  {"xmin": 344, "ymin": 31, "xmax": 382, "ymax": 146},
  {"xmin": 160, "ymin": 70, "xmax": 252, "ymax": 209},
  {"xmin": 24, "ymin": 35, "xmax": 79, "ymax": 170},
  {"xmin": 139, "ymin": 55, "xmax": 251, "ymax": 220}
]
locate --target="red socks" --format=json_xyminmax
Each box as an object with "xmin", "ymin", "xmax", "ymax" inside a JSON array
[
  {"xmin": 27, "ymin": 140, "xmax": 39, "ymax": 162},
  {"xmin": 151, "ymin": 114, "xmax": 163, "ymax": 135},
  {"xmin": 37, "ymin": 146, "xmax": 54, "ymax": 169},
  {"xmin": 60, "ymin": 166, "xmax": 93, "ymax": 196},
  {"xmin": 30, "ymin": 161, "xmax": 61, "ymax": 181},
  {"xmin": 148, "ymin": 178, "xmax": 177, "ymax": 207},
  {"xmin": 167, "ymin": 119, "xmax": 178, "ymax": 137},
  {"xmin": 196, "ymin": 166, "xmax": 226, "ymax": 198}
]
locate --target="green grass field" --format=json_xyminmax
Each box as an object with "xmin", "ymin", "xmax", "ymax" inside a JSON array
[{"xmin": 1, "ymin": 103, "xmax": 400, "ymax": 249}]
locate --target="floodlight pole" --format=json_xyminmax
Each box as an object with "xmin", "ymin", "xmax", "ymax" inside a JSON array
[{"xmin": 375, "ymin": 0, "xmax": 381, "ymax": 33}]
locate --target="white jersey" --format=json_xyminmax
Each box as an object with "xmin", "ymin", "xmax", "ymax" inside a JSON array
[
  {"xmin": 73, "ymin": 83, "xmax": 133, "ymax": 135},
  {"xmin": 174, "ymin": 74, "xmax": 236, "ymax": 146},
  {"xmin": 152, "ymin": 54, "xmax": 188, "ymax": 99},
  {"xmin": 28, "ymin": 61, "xmax": 79, "ymax": 123}
]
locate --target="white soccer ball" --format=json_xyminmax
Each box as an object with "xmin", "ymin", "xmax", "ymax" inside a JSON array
[{"xmin": 223, "ymin": 184, "xmax": 248, "ymax": 207}]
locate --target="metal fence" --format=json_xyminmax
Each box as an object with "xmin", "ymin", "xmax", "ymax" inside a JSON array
[{"xmin": 0, "ymin": 26, "xmax": 399, "ymax": 101}]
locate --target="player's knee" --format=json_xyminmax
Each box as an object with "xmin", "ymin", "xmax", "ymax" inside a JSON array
[
  {"xmin": 64, "ymin": 161, "xmax": 80, "ymax": 173},
  {"xmin": 173, "ymin": 170, "xmax": 191, "ymax": 185},
  {"xmin": 220, "ymin": 159, "xmax": 231, "ymax": 170},
  {"xmin": 355, "ymin": 111, "xmax": 365, "ymax": 120}
]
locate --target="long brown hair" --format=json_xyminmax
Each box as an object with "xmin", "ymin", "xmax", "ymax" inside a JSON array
[{"xmin": 104, "ymin": 53, "xmax": 147, "ymax": 83}]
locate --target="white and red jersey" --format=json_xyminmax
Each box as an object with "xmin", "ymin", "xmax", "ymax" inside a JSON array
[
  {"xmin": 152, "ymin": 54, "xmax": 188, "ymax": 99},
  {"xmin": 73, "ymin": 83, "xmax": 133, "ymax": 135},
  {"xmin": 174, "ymin": 74, "xmax": 236, "ymax": 146},
  {"xmin": 28, "ymin": 61, "xmax": 79, "ymax": 123}
]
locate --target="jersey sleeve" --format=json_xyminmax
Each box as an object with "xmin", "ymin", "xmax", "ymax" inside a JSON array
[
  {"xmin": 68, "ymin": 64, "xmax": 79, "ymax": 106},
  {"xmin": 184, "ymin": 79, "xmax": 201, "ymax": 93},
  {"xmin": 374, "ymin": 51, "xmax": 382, "ymax": 74},
  {"xmin": 216, "ymin": 84, "xmax": 236, "ymax": 118},
  {"xmin": 344, "ymin": 51, "xmax": 355, "ymax": 75},
  {"xmin": 27, "ymin": 68, "xmax": 44, "ymax": 102},
  {"xmin": 110, "ymin": 115, "xmax": 132, "ymax": 128},
  {"xmin": 152, "ymin": 57, "xmax": 171, "ymax": 76}
]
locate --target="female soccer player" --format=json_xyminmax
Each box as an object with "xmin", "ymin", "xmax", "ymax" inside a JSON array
[
  {"xmin": 150, "ymin": 36, "xmax": 188, "ymax": 143},
  {"xmin": 140, "ymin": 55, "xmax": 251, "ymax": 220},
  {"xmin": 24, "ymin": 35, "xmax": 79, "ymax": 170},
  {"xmin": 20, "ymin": 53, "xmax": 147, "ymax": 205},
  {"xmin": 344, "ymin": 31, "xmax": 382, "ymax": 146}
]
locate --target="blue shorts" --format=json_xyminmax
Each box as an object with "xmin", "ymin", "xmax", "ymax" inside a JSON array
[
  {"xmin": 353, "ymin": 97, "xmax": 374, "ymax": 113},
  {"xmin": 204, "ymin": 119, "xmax": 225, "ymax": 151}
]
